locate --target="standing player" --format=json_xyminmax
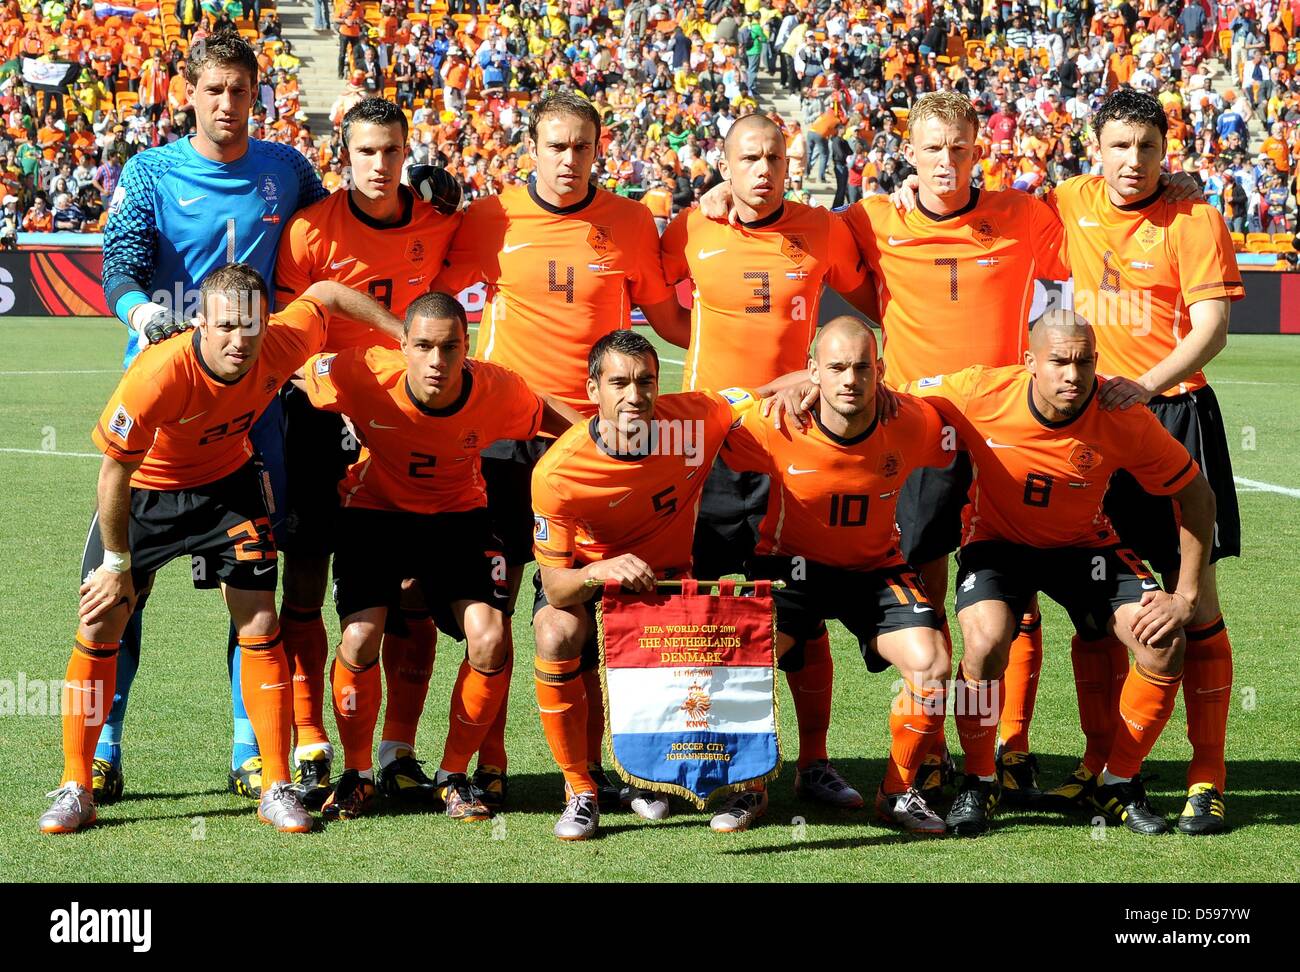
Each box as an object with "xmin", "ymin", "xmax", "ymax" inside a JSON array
[
  {"xmin": 95, "ymin": 33, "xmax": 328, "ymax": 803},
  {"xmin": 430, "ymin": 91, "xmax": 687, "ymax": 811},
  {"xmin": 664, "ymin": 112, "xmax": 881, "ymax": 812},
  {"xmin": 902, "ymin": 312, "xmax": 1218, "ymax": 835},
  {"xmin": 723, "ymin": 318, "xmax": 955, "ymax": 834},
  {"xmin": 297, "ymin": 293, "xmax": 581, "ymax": 821},
  {"xmin": 272, "ymin": 98, "xmax": 464, "ymax": 808},
  {"xmin": 836, "ymin": 92, "xmax": 1075, "ymax": 806},
  {"xmin": 1045, "ymin": 89, "xmax": 1244, "ymax": 835},
  {"xmin": 40, "ymin": 264, "xmax": 404, "ymax": 834},
  {"xmin": 530, "ymin": 330, "xmax": 781, "ymax": 839}
]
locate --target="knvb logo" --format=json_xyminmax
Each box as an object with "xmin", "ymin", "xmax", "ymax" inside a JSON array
[{"xmin": 49, "ymin": 902, "xmax": 152, "ymax": 952}]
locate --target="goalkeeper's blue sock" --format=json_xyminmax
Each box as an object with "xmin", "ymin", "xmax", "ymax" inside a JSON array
[
  {"xmin": 228, "ymin": 623, "xmax": 260, "ymax": 770},
  {"xmin": 94, "ymin": 607, "xmax": 143, "ymax": 767}
]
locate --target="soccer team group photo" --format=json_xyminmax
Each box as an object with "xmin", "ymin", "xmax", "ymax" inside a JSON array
[{"xmin": 2, "ymin": 0, "xmax": 1297, "ymax": 899}]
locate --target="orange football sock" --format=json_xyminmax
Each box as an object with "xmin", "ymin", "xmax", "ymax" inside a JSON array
[
  {"xmin": 954, "ymin": 665, "xmax": 1003, "ymax": 778},
  {"xmin": 999, "ymin": 610, "xmax": 1043, "ymax": 752},
  {"xmin": 379, "ymin": 612, "xmax": 436, "ymax": 749},
  {"xmin": 478, "ymin": 651, "xmax": 512, "ymax": 771},
  {"xmin": 1071, "ymin": 634, "xmax": 1129, "ymax": 775},
  {"xmin": 535, "ymin": 656, "xmax": 594, "ymax": 794},
  {"xmin": 238, "ymin": 630, "xmax": 293, "ymax": 785},
  {"xmin": 926, "ymin": 617, "xmax": 954, "ymax": 760},
  {"xmin": 583, "ymin": 667, "xmax": 606, "ymax": 765},
  {"xmin": 1183, "ymin": 616, "xmax": 1232, "ymax": 792},
  {"xmin": 331, "ymin": 653, "xmax": 381, "ymax": 773},
  {"xmin": 280, "ymin": 603, "xmax": 330, "ymax": 750},
  {"xmin": 784, "ymin": 631, "xmax": 833, "ymax": 769},
  {"xmin": 882, "ymin": 676, "xmax": 946, "ymax": 794},
  {"xmin": 441, "ymin": 657, "xmax": 509, "ymax": 774},
  {"xmin": 1107, "ymin": 664, "xmax": 1182, "ymax": 779},
  {"xmin": 62, "ymin": 635, "xmax": 118, "ymax": 788}
]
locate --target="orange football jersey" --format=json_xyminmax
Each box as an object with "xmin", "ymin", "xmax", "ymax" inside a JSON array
[
  {"xmin": 301, "ymin": 350, "xmax": 544, "ymax": 514},
  {"xmin": 531, "ymin": 389, "xmax": 754, "ymax": 576},
  {"xmin": 435, "ymin": 181, "xmax": 673, "ymax": 413},
  {"xmin": 661, "ymin": 201, "xmax": 867, "ymax": 392},
  {"xmin": 93, "ymin": 297, "xmax": 328, "ymax": 490},
  {"xmin": 274, "ymin": 187, "xmax": 461, "ymax": 354},
  {"xmin": 722, "ymin": 394, "xmax": 951, "ymax": 569},
  {"xmin": 902, "ymin": 364, "xmax": 1201, "ymax": 548},
  {"xmin": 1049, "ymin": 175, "xmax": 1244, "ymax": 394},
  {"xmin": 840, "ymin": 188, "xmax": 1069, "ymax": 385}
]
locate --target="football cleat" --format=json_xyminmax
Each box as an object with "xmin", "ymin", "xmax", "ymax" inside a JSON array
[
  {"xmin": 795, "ymin": 759, "xmax": 865, "ymax": 809},
  {"xmin": 438, "ymin": 773, "xmax": 492, "ymax": 822},
  {"xmin": 258, "ymin": 781, "xmax": 314, "ymax": 833},
  {"xmin": 996, "ymin": 747, "xmax": 1043, "ymax": 808},
  {"xmin": 321, "ymin": 769, "xmax": 377, "ymax": 821},
  {"xmin": 710, "ymin": 787, "xmax": 769, "ymax": 833},
  {"xmin": 91, "ymin": 758, "xmax": 124, "ymax": 805},
  {"xmin": 378, "ymin": 750, "xmax": 438, "ymax": 803},
  {"xmin": 1177, "ymin": 783, "xmax": 1227, "ymax": 836},
  {"xmin": 588, "ymin": 764, "xmax": 622, "ymax": 812},
  {"xmin": 227, "ymin": 755, "xmax": 263, "ymax": 800},
  {"xmin": 471, "ymin": 764, "xmax": 508, "ymax": 811},
  {"xmin": 917, "ymin": 748, "xmax": 957, "ymax": 806},
  {"xmin": 555, "ymin": 785, "xmax": 600, "ymax": 841},
  {"xmin": 39, "ymin": 783, "xmax": 97, "ymax": 834},
  {"xmin": 945, "ymin": 776, "xmax": 1000, "ymax": 836},
  {"xmin": 293, "ymin": 754, "xmax": 333, "ymax": 811},
  {"xmin": 1037, "ymin": 760, "xmax": 1098, "ymax": 812},
  {"xmin": 627, "ymin": 788, "xmax": 672, "ymax": 821},
  {"xmin": 1091, "ymin": 775, "xmax": 1169, "ymax": 835},
  {"xmin": 875, "ymin": 787, "xmax": 945, "ymax": 835}
]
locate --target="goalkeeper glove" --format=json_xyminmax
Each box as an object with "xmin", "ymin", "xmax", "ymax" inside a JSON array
[
  {"xmin": 407, "ymin": 164, "xmax": 464, "ymax": 215},
  {"xmin": 132, "ymin": 302, "xmax": 192, "ymax": 347}
]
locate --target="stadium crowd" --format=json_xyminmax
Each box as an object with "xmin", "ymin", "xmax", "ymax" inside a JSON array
[{"xmin": 0, "ymin": 0, "xmax": 1297, "ymax": 252}]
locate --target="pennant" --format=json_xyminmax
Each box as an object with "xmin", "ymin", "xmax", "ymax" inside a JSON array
[{"xmin": 598, "ymin": 580, "xmax": 780, "ymax": 808}]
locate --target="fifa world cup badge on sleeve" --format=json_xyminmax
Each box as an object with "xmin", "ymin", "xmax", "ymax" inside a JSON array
[{"xmin": 598, "ymin": 580, "xmax": 780, "ymax": 808}]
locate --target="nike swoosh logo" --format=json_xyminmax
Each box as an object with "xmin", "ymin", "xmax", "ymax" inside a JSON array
[
  {"xmin": 887, "ymin": 236, "xmax": 914, "ymax": 245},
  {"xmin": 178, "ymin": 412, "xmax": 207, "ymax": 425},
  {"xmin": 787, "ymin": 464, "xmax": 818, "ymax": 475},
  {"xmin": 1194, "ymin": 685, "xmax": 1232, "ymax": 695},
  {"xmin": 984, "ymin": 437, "xmax": 1015, "ymax": 449},
  {"xmin": 902, "ymin": 723, "xmax": 938, "ymax": 734},
  {"xmin": 260, "ymin": 681, "xmax": 288, "ymax": 690},
  {"xmin": 1077, "ymin": 217, "xmax": 1100, "ymax": 227},
  {"xmin": 697, "ymin": 248, "xmax": 726, "ymax": 259},
  {"xmin": 1140, "ymin": 581, "xmax": 1159, "ymax": 590},
  {"xmin": 178, "ymin": 194, "xmax": 207, "ymax": 207},
  {"xmin": 65, "ymin": 684, "xmax": 94, "ymax": 693},
  {"xmin": 369, "ymin": 419, "xmax": 398, "ymax": 430},
  {"xmin": 330, "ymin": 257, "xmax": 357, "ymax": 270},
  {"xmin": 253, "ymin": 564, "xmax": 276, "ymax": 575},
  {"xmin": 608, "ymin": 491, "xmax": 633, "ymax": 507},
  {"xmin": 913, "ymin": 603, "xmax": 934, "ymax": 613},
  {"xmin": 502, "ymin": 242, "xmax": 532, "ymax": 253}
]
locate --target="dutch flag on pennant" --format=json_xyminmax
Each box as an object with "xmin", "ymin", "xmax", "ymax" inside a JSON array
[{"xmin": 598, "ymin": 579, "xmax": 781, "ymax": 808}]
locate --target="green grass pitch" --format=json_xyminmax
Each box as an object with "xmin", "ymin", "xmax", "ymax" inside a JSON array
[{"xmin": 1, "ymin": 317, "xmax": 1297, "ymax": 882}]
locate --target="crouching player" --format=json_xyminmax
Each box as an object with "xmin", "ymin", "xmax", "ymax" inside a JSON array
[
  {"xmin": 531, "ymin": 330, "xmax": 794, "ymax": 840},
  {"xmin": 42, "ymin": 264, "xmax": 404, "ymax": 833},
  {"xmin": 903, "ymin": 311, "xmax": 1217, "ymax": 835},
  {"xmin": 298, "ymin": 293, "xmax": 581, "ymax": 821},
  {"xmin": 725, "ymin": 317, "xmax": 955, "ymax": 833}
]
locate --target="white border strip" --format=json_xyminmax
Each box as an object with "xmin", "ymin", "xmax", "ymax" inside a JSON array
[{"xmin": 1233, "ymin": 476, "xmax": 1300, "ymax": 498}]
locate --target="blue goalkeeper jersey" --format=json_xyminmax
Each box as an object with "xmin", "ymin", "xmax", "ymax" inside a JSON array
[{"xmin": 102, "ymin": 135, "xmax": 327, "ymax": 368}]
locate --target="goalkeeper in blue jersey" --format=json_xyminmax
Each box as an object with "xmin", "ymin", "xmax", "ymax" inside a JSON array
[{"xmin": 94, "ymin": 33, "xmax": 328, "ymax": 804}]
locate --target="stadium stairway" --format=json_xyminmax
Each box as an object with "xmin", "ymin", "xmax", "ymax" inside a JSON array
[
  {"xmin": 755, "ymin": 74, "xmax": 836, "ymax": 207},
  {"xmin": 277, "ymin": 3, "xmax": 341, "ymax": 138}
]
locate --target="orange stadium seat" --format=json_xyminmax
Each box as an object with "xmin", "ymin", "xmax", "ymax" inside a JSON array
[
  {"xmin": 1272, "ymin": 233, "xmax": 1294, "ymax": 246},
  {"xmin": 1245, "ymin": 233, "xmax": 1272, "ymax": 251},
  {"xmin": 1230, "ymin": 232, "xmax": 1246, "ymax": 250}
]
